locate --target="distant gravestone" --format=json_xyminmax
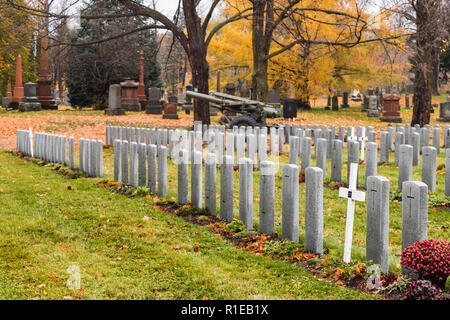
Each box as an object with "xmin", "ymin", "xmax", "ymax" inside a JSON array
[
  {"xmin": 163, "ymin": 101, "xmax": 179, "ymax": 119},
  {"xmin": 283, "ymin": 99, "xmax": 298, "ymax": 119},
  {"xmin": 120, "ymin": 79, "xmax": 140, "ymax": 111},
  {"xmin": 268, "ymin": 89, "xmax": 280, "ymax": 106},
  {"xmin": 380, "ymin": 94, "xmax": 402, "ymax": 123},
  {"xmin": 145, "ymin": 87, "xmax": 162, "ymax": 114},
  {"xmin": 105, "ymin": 84, "xmax": 125, "ymax": 115},
  {"xmin": 1, "ymin": 97, "xmax": 9, "ymax": 108},
  {"xmin": 19, "ymin": 82, "xmax": 41, "ymax": 112},
  {"xmin": 168, "ymin": 95, "xmax": 178, "ymax": 103},
  {"xmin": 341, "ymin": 92, "xmax": 349, "ymax": 108},
  {"xmin": 367, "ymin": 95, "xmax": 379, "ymax": 117},
  {"xmin": 437, "ymin": 102, "xmax": 450, "ymax": 122},
  {"xmin": 361, "ymin": 94, "xmax": 368, "ymax": 112},
  {"xmin": 331, "ymin": 95, "xmax": 339, "ymax": 111}
]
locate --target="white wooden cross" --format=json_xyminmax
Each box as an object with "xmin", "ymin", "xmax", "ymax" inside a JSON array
[
  {"xmin": 357, "ymin": 127, "xmax": 368, "ymax": 161},
  {"xmin": 338, "ymin": 162, "xmax": 366, "ymax": 263},
  {"xmin": 347, "ymin": 127, "xmax": 357, "ymax": 144}
]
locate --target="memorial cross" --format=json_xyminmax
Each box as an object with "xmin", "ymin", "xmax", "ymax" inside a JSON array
[{"xmin": 338, "ymin": 162, "xmax": 366, "ymax": 263}]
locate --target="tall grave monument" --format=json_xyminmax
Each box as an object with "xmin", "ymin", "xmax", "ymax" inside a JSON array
[
  {"xmin": 10, "ymin": 55, "xmax": 24, "ymax": 109},
  {"xmin": 137, "ymin": 54, "xmax": 146, "ymax": 109}
]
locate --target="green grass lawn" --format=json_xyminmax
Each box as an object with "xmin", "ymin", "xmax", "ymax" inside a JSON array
[
  {"xmin": 0, "ymin": 102, "xmax": 449, "ymax": 300},
  {"xmin": 0, "ymin": 151, "xmax": 374, "ymax": 300}
]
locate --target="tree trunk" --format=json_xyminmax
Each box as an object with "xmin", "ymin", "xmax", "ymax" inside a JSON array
[
  {"xmin": 252, "ymin": 56, "xmax": 268, "ymax": 102},
  {"xmin": 411, "ymin": 0, "xmax": 435, "ymax": 126},
  {"xmin": 189, "ymin": 52, "xmax": 211, "ymax": 124},
  {"xmin": 431, "ymin": 46, "xmax": 440, "ymax": 95},
  {"xmin": 411, "ymin": 69, "xmax": 431, "ymax": 126},
  {"xmin": 251, "ymin": 0, "xmax": 271, "ymax": 103},
  {"xmin": 184, "ymin": 0, "xmax": 211, "ymax": 124}
]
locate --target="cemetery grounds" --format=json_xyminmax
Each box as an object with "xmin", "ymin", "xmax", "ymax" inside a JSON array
[{"xmin": 0, "ymin": 98, "xmax": 448, "ymax": 300}]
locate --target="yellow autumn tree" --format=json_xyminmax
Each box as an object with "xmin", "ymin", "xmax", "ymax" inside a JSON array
[
  {"xmin": 0, "ymin": 0, "xmax": 37, "ymax": 94},
  {"xmin": 207, "ymin": 0, "xmax": 409, "ymax": 104}
]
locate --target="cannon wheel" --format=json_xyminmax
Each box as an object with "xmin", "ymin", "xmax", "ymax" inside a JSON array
[{"xmin": 229, "ymin": 115, "xmax": 258, "ymax": 128}]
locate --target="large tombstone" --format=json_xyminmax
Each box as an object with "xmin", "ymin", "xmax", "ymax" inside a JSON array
[
  {"xmin": 163, "ymin": 96, "xmax": 179, "ymax": 119},
  {"xmin": 380, "ymin": 94, "xmax": 402, "ymax": 123},
  {"xmin": 120, "ymin": 79, "xmax": 140, "ymax": 111},
  {"xmin": 18, "ymin": 82, "xmax": 41, "ymax": 112},
  {"xmin": 145, "ymin": 87, "xmax": 163, "ymax": 114},
  {"xmin": 105, "ymin": 84, "xmax": 125, "ymax": 115},
  {"xmin": 437, "ymin": 102, "xmax": 450, "ymax": 122},
  {"xmin": 331, "ymin": 95, "xmax": 339, "ymax": 111},
  {"xmin": 341, "ymin": 92, "xmax": 349, "ymax": 108},
  {"xmin": 283, "ymin": 99, "xmax": 298, "ymax": 119},
  {"xmin": 366, "ymin": 95, "xmax": 379, "ymax": 117}
]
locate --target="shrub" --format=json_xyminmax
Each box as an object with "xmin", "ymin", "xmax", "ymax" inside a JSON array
[
  {"xmin": 225, "ymin": 220, "xmax": 245, "ymax": 234},
  {"xmin": 132, "ymin": 187, "xmax": 150, "ymax": 197},
  {"xmin": 401, "ymin": 240, "xmax": 450, "ymax": 288},
  {"xmin": 406, "ymin": 280, "xmax": 442, "ymax": 300}
]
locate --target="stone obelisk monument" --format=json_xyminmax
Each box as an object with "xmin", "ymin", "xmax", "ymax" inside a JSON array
[
  {"xmin": 137, "ymin": 54, "xmax": 146, "ymax": 109},
  {"xmin": 6, "ymin": 79, "xmax": 12, "ymax": 99},
  {"xmin": 10, "ymin": 55, "xmax": 24, "ymax": 109},
  {"xmin": 37, "ymin": 0, "xmax": 57, "ymax": 110}
]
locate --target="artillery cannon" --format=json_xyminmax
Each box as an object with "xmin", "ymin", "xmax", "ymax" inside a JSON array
[{"xmin": 185, "ymin": 90, "xmax": 281, "ymax": 127}]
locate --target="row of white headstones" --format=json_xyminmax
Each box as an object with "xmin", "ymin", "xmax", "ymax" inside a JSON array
[
  {"xmin": 106, "ymin": 124, "xmax": 449, "ymax": 269},
  {"xmin": 17, "ymin": 125, "xmax": 447, "ymax": 269}
]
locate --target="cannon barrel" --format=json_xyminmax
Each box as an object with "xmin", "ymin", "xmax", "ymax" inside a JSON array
[
  {"xmin": 212, "ymin": 91, "xmax": 262, "ymax": 105},
  {"xmin": 185, "ymin": 90, "xmax": 224, "ymax": 104}
]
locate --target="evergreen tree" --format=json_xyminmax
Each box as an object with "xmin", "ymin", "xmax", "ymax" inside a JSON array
[{"xmin": 65, "ymin": 0, "xmax": 162, "ymax": 109}]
